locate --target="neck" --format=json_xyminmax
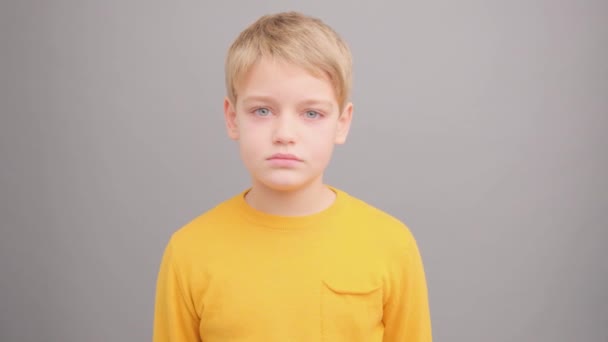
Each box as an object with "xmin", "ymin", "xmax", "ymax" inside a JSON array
[{"xmin": 244, "ymin": 179, "xmax": 336, "ymax": 217}]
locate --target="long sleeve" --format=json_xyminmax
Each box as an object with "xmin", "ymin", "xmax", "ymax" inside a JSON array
[
  {"xmin": 382, "ymin": 234, "xmax": 432, "ymax": 342},
  {"xmin": 153, "ymin": 240, "xmax": 201, "ymax": 342}
]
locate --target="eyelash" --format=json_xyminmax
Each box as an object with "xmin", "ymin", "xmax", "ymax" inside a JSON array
[
  {"xmin": 253, "ymin": 107, "xmax": 271, "ymax": 116},
  {"xmin": 304, "ymin": 110, "xmax": 323, "ymax": 119},
  {"xmin": 251, "ymin": 107, "xmax": 325, "ymax": 119}
]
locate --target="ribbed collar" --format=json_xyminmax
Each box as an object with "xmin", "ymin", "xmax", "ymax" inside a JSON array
[{"xmin": 232, "ymin": 185, "xmax": 350, "ymax": 230}]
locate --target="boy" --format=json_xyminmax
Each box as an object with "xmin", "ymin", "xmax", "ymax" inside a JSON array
[{"xmin": 153, "ymin": 11, "xmax": 432, "ymax": 342}]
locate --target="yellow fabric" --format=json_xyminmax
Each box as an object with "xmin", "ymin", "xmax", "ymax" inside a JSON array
[{"xmin": 153, "ymin": 187, "xmax": 432, "ymax": 341}]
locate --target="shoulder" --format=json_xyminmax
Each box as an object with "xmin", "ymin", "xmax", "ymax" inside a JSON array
[
  {"xmin": 166, "ymin": 191, "xmax": 244, "ymax": 253},
  {"xmin": 339, "ymin": 189, "xmax": 418, "ymax": 251}
]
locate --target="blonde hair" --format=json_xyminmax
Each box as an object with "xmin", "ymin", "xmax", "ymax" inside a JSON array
[{"xmin": 225, "ymin": 11, "xmax": 353, "ymax": 111}]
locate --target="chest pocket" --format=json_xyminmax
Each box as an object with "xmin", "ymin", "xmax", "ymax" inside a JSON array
[{"xmin": 320, "ymin": 272, "xmax": 384, "ymax": 342}]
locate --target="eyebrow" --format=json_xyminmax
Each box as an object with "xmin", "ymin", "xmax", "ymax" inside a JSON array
[{"xmin": 241, "ymin": 95, "xmax": 334, "ymax": 110}]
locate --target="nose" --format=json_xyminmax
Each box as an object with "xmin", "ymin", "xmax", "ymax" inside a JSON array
[{"xmin": 272, "ymin": 114, "xmax": 297, "ymax": 144}]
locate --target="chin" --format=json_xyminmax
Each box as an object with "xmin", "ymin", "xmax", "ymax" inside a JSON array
[
  {"xmin": 262, "ymin": 180, "xmax": 307, "ymax": 192},
  {"xmin": 257, "ymin": 175, "xmax": 315, "ymax": 192}
]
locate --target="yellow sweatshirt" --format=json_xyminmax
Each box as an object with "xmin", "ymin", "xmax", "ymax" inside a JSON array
[{"xmin": 153, "ymin": 186, "xmax": 432, "ymax": 341}]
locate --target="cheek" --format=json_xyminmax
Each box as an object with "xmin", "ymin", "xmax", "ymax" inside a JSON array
[
  {"xmin": 237, "ymin": 119, "xmax": 263, "ymax": 141},
  {"xmin": 307, "ymin": 127, "xmax": 337, "ymax": 157},
  {"xmin": 310, "ymin": 122, "xmax": 338, "ymax": 143},
  {"xmin": 238, "ymin": 133, "xmax": 263, "ymax": 158},
  {"xmin": 237, "ymin": 126, "xmax": 268, "ymax": 163}
]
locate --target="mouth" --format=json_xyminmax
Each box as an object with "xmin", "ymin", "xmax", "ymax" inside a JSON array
[{"xmin": 267, "ymin": 153, "xmax": 301, "ymax": 161}]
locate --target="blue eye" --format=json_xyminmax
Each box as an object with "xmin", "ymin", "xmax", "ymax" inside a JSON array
[
  {"xmin": 305, "ymin": 110, "xmax": 320, "ymax": 119},
  {"xmin": 255, "ymin": 108, "xmax": 271, "ymax": 116}
]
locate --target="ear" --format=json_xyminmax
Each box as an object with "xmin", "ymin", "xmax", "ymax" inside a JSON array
[
  {"xmin": 335, "ymin": 102, "xmax": 353, "ymax": 144},
  {"xmin": 224, "ymin": 97, "xmax": 239, "ymax": 140}
]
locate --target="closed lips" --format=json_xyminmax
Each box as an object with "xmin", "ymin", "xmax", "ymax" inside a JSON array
[{"xmin": 269, "ymin": 154, "xmax": 300, "ymax": 160}]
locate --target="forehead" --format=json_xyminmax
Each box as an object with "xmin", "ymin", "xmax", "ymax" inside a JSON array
[{"xmin": 236, "ymin": 58, "xmax": 338, "ymax": 106}]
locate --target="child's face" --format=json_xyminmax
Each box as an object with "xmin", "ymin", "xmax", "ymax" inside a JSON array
[{"xmin": 224, "ymin": 58, "xmax": 352, "ymax": 192}]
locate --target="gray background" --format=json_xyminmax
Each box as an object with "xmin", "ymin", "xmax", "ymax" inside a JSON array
[{"xmin": 1, "ymin": 0, "xmax": 606, "ymax": 341}]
